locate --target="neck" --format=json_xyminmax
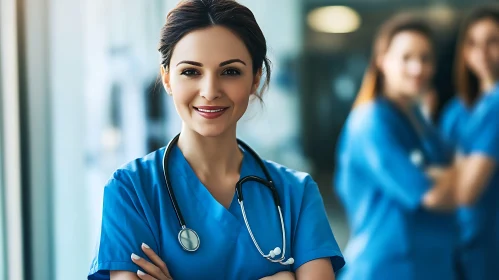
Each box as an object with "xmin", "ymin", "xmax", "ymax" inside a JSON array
[
  {"xmin": 383, "ymin": 87, "xmax": 415, "ymax": 113},
  {"xmin": 177, "ymin": 124, "xmax": 243, "ymax": 179},
  {"xmin": 384, "ymin": 87, "xmax": 424, "ymax": 134}
]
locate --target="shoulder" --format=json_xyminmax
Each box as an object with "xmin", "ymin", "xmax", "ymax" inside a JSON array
[
  {"xmin": 345, "ymin": 99, "xmax": 397, "ymax": 139},
  {"xmin": 441, "ymin": 97, "xmax": 466, "ymax": 122},
  {"xmin": 260, "ymin": 160, "xmax": 317, "ymax": 197},
  {"xmin": 104, "ymin": 148, "xmax": 165, "ymax": 197}
]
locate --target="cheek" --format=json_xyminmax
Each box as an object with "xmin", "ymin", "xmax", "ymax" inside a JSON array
[
  {"xmin": 170, "ymin": 77, "xmax": 197, "ymax": 103},
  {"xmin": 464, "ymin": 50, "xmax": 480, "ymax": 70},
  {"xmin": 225, "ymin": 80, "xmax": 253, "ymax": 105},
  {"xmin": 171, "ymin": 76, "xmax": 189, "ymax": 91},
  {"xmin": 490, "ymin": 47, "xmax": 499, "ymax": 61},
  {"xmin": 382, "ymin": 59, "xmax": 401, "ymax": 78},
  {"xmin": 231, "ymin": 92, "xmax": 251, "ymax": 111},
  {"xmin": 423, "ymin": 64, "xmax": 435, "ymax": 78}
]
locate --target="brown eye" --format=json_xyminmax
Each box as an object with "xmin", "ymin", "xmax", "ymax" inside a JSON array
[
  {"xmin": 181, "ymin": 69, "xmax": 200, "ymax": 76},
  {"xmin": 222, "ymin": 68, "xmax": 241, "ymax": 76}
]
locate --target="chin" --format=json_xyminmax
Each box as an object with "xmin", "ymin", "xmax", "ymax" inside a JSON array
[
  {"xmin": 193, "ymin": 125, "xmax": 231, "ymax": 138},
  {"xmin": 407, "ymin": 85, "xmax": 425, "ymax": 95}
]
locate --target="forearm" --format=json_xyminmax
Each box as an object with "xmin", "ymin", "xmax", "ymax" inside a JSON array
[
  {"xmin": 259, "ymin": 271, "xmax": 295, "ymax": 280},
  {"xmin": 110, "ymin": 271, "xmax": 140, "ymax": 280},
  {"xmin": 422, "ymin": 166, "xmax": 457, "ymax": 211},
  {"xmin": 295, "ymin": 258, "xmax": 335, "ymax": 280},
  {"xmin": 454, "ymin": 155, "xmax": 496, "ymax": 206}
]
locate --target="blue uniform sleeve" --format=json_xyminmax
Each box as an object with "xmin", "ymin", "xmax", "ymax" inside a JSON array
[
  {"xmin": 354, "ymin": 116, "xmax": 433, "ymax": 211},
  {"xmin": 88, "ymin": 170, "xmax": 158, "ymax": 280},
  {"xmin": 291, "ymin": 177, "xmax": 345, "ymax": 273},
  {"xmin": 464, "ymin": 108, "xmax": 499, "ymax": 161}
]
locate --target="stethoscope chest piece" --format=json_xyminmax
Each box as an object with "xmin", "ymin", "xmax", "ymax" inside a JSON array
[
  {"xmin": 410, "ymin": 149, "xmax": 424, "ymax": 167},
  {"xmin": 178, "ymin": 227, "xmax": 200, "ymax": 252}
]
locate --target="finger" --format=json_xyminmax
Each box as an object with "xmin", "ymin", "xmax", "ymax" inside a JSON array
[
  {"xmin": 426, "ymin": 167, "xmax": 445, "ymax": 179},
  {"xmin": 141, "ymin": 243, "xmax": 172, "ymax": 278},
  {"xmin": 137, "ymin": 270, "xmax": 157, "ymax": 280},
  {"xmin": 131, "ymin": 253, "xmax": 166, "ymax": 280}
]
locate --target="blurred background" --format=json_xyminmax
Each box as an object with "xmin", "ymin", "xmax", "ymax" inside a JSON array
[{"xmin": 0, "ymin": 0, "xmax": 495, "ymax": 279}]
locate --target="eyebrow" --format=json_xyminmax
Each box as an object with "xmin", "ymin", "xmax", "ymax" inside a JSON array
[
  {"xmin": 220, "ymin": 59, "xmax": 246, "ymax": 66},
  {"xmin": 176, "ymin": 59, "xmax": 247, "ymax": 67}
]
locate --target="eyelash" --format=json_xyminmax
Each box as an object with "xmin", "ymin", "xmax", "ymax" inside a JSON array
[
  {"xmin": 180, "ymin": 69, "xmax": 200, "ymax": 76},
  {"xmin": 222, "ymin": 68, "xmax": 241, "ymax": 76},
  {"xmin": 180, "ymin": 68, "xmax": 242, "ymax": 77}
]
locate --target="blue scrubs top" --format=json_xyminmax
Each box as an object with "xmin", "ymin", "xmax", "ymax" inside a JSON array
[
  {"xmin": 440, "ymin": 97, "xmax": 471, "ymax": 151},
  {"xmin": 442, "ymin": 85, "xmax": 499, "ymax": 280},
  {"xmin": 88, "ymin": 144, "xmax": 345, "ymax": 279},
  {"xmin": 334, "ymin": 97, "xmax": 457, "ymax": 280}
]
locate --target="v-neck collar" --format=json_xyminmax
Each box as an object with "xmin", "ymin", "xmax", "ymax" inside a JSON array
[{"xmin": 170, "ymin": 144, "xmax": 253, "ymax": 227}]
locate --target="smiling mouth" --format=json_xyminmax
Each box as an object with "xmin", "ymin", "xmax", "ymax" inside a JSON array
[
  {"xmin": 193, "ymin": 107, "xmax": 227, "ymax": 113},
  {"xmin": 193, "ymin": 106, "xmax": 229, "ymax": 119}
]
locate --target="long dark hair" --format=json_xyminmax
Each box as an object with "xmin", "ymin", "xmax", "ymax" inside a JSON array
[
  {"xmin": 158, "ymin": 0, "xmax": 272, "ymax": 100},
  {"xmin": 354, "ymin": 14, "xmax": 434, "ymax": 107},
  {"xmin": 455, "ymin": 5, "xmax": 499, "ymax": 107}
]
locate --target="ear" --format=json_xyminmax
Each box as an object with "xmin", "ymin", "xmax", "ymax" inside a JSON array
[
  {"xmin": 251, "ymin": 68, "xmax": 263, "ymax": 95},
  {"xmin": 160, "ymin": 65, "xmax": 172, "ymax": 95}
]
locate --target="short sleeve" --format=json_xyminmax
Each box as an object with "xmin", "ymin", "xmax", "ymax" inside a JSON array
[
  {"xmin": 291, "ymin": 178, "xmax": 345, "ymax": 273},
  {"xmin": 464, "ymin": 108, "xmax": 499, "ymax": 161},
  {"xmin": 88, "ymin": 171, "xmax": 158, "ymax": 280},
  {"xmin": 355, "ymin": 116, "xmax": 433, "ymax": 211}
]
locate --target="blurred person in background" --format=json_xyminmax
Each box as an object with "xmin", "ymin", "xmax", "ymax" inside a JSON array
[
  {"xmin": 334, "ymin": 15, "xmax": 458, "ymax": 280},
  {"xmin": 88, "ymin": 0, "xmax": 345, "ymax": 279},
  {"xmin": 440, "ymin": 6, "xmax": 499, "ymax": 280}
]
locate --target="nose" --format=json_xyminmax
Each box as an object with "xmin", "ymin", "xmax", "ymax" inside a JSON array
[
  {"xmin": 200, "ymin": 74, "xmax": 221, "ymax": 101},
  {"xmin": 407, "ymin": 59, "xmax": 424, "ymax": 77}
]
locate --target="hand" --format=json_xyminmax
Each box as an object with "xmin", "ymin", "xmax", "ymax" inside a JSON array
[
  {"xmin": 259, "ymin": 271, "xmax": 295, "ymax": 280},
  {"xmin": 423, "ymin": 167, "xmax": 457, "ymax": 211},
  {"xmin": 131, "ymin": 243, "xmax": 173, "ymax": 280},
  {"xmin": 426, "ymin": 166, "xmax": 456, "ymax": 180}
]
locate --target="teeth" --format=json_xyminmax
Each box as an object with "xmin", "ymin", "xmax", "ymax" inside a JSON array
[{"xmin": 197, "ymin": 108, "xmax": 224, "ymax": 113}]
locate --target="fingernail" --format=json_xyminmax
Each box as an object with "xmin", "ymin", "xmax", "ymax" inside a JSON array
[
  {"xmin": 142, "ymin": 243, "xmax": 150, "ymax": 249},
  {"xmin": 137, "ymin": 270, "xmax": 146, "ymax": 276},
  {"xmin": 131, "ymin": 253, "xmax": 141, "ymax": 260}
]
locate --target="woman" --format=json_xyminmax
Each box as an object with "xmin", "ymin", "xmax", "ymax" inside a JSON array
[
  {"xmin": 87, "ymin": 0, "xmax": 344, "ymax": 279},
  {"xmin": 440, "ymin": 6, "xmax": 499, "ymax": 279},
  {"xmin": 334, "ymin": 15, "xmax": 458, "ymax": 280}
]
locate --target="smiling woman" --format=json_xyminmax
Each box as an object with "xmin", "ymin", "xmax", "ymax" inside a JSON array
[
  {"xmin": 87, "ymin": 0, "xmax": 344, "ymax": 280},
  {"xmin": 161, "ymin": 25, "xmax": 259, "ymax": 138}
]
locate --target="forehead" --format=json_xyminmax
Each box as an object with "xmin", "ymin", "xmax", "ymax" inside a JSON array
[
  {"xmin": 388, "ymin": 31, "xmax": 431, "ymax": 53},
  {"xmin": 170, "ymin": 26, "xmax": 253, "ymax": 67},
  {"xmin": 467, "ymin": 18, "xmax": 499, "ymax": 38}
]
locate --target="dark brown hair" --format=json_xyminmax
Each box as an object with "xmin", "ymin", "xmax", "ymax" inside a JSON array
[
  {"xmin": 158, "ymin": 0, "xmax": 271, "ymax": 100},
  {"xmin": 354, "ymin": 14, "xmax": 434, "ymax": 107},
  {"xmin": 455, "ymin": 5, "xmax": 499, "ymax": 107}
]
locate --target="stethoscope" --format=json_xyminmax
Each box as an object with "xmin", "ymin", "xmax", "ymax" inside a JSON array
[{"xmin": 162, "ymin": 134, "xmax": 294, "ymax": 266}]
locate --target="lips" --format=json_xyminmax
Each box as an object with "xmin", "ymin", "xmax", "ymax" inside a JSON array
[{"xmin": 193, "ymin": 106, "xmax": 229, "ymax": 119}]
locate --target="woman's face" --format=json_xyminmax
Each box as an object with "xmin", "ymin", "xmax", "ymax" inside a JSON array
[
  {"xmin": 162, "ymin": 26, "xmax": 261, "ymax": 138},
  {"xmin": 463, "ymin": 18, "xmax": 499, "ymax": 83},
  {"xmin": 379, "ymin": 31, "xmax": 435, "ymax": 99}
]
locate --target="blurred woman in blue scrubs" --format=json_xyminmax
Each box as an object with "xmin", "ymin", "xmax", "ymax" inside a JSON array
[
  {"xmin": 440, "ymin": 6, "xmax": 499, "ymax": 279},
  {"xmin": 335, "ymin": 15, "xmax": 458, "ymax": 280},
  {"xmin": 88, "ymin": 0, "xmax": 344, "ymax": 279}
]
